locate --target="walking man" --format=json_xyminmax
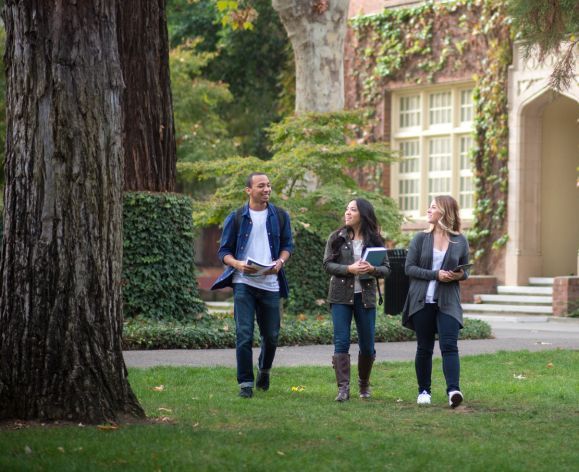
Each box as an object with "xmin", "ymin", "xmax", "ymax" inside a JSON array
[{"xmin": 212, "ymin": 173, "xmax": 293, "ymax": 398}]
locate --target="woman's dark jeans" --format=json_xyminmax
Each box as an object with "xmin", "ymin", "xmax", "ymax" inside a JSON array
[
  {"xmin": 413, "ymin": 303, "xmax": 460, "ymax": 394},
  {"xmin": 332, "ymin": 293, "xmax": 376, "ymax": 356}
]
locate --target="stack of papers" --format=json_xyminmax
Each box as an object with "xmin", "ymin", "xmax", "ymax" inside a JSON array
[{"xmin": 245, "ymin": 258, "xmax": 275, "ymax": 276}]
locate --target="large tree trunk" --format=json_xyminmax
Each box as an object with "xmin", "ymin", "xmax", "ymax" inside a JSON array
[
  {"xmin": 0, "ymin": 1, "xmax": 145, "ymax": 422},
  {"xmin": 118, "ymin": 0, "xmax": 176, "ymax": 191},
  {"xmin": 272, "ymin": 0, "xmax": 350, "ymax": 113}
]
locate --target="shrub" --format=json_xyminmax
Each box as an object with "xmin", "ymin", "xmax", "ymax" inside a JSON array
[
  {"xmin": 123, "ymin": 192, "xmax": 206, "ymax": 322},
  {"xmin": 284, "ymin": 228, "xmax": 329, "ymax": 316},
  {"xmin": 122, "ymin": 314, "xmax": 492, "ymax": 350}
]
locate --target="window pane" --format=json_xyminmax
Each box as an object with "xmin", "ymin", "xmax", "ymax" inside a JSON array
[
  {"xmin": 428, "ymin": 137, "xmax": 452, "ymax": 202},
  {"xmin": 429, "ymin": 91, "xmax": 451, "ymax": 125},
  {"xmin": 428, "ymin": 137, "xmax": 451, "ymax": 171},
  {"xmin": 459, "ymin": 135, "xmax": 475, "ymax": 210},
  {"xmin": 460, "ymin": 89, "xmax": 473, "ymax": 123},
  {"xmin": 399, "ymin": 95, "xmax": 420, "ymax": 128},
  {"xmin": 398, "ymin": 139, "xmax": 420, "ymax": 211}
]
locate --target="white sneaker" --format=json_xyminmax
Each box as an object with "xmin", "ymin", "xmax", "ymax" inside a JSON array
[
  {"xmin": 448, "ymin": 390, "xmax": 464, "ymax": 408},
  {"xmin": 417, "ymin": 390, "xmax": 431, "ymax": 405}
]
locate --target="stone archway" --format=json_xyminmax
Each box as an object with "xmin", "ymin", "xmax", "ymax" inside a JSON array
[{"xmin": 506, "ymin": 44, "xmax": 579, "ymax": 285}]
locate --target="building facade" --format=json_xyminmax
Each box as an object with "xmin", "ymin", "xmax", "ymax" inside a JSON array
[{"xmin": 345, "ymin": 0, "xmax": 579, "ymax": 285}]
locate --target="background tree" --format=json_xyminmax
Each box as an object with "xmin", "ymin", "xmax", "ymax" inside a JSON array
[
  {"xmin": 168, "ymin": 0, "xmax": 292, "ymax": 159},
  {"xmin": 0, "ymin": 1, "xmax": 144, "ymax": 422},
  {"xmin": 272, "ymin": 0, "xmax": 350, "ymax": 113},
  {"xmin": 508, "ymin": 0, "xmax": 579, "ymax": 91}
]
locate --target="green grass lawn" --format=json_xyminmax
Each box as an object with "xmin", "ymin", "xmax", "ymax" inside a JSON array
[{"xmin": 1, "ymin": 350, "xmax": 578, "ymax": 471}]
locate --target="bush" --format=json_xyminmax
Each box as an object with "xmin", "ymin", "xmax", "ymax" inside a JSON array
[
  {"xmin": 122, "ymin": 314, "xmax": 492, "ymax": 350},
  {"xmin": 123, "ymin": 192, "xmax": 206, "ymax": 322},
  {"xmin": 284, "ymin": 228, "xmax": 329, "ymax": 316}
]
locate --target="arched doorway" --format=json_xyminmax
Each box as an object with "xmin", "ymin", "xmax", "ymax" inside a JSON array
[{"xmin": 540, "ymin": 95, "xmax": 579, "ymax": 277}]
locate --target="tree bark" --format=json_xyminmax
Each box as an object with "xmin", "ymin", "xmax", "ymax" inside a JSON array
[
  {"xmin": 272, "ymin": 0, "xmax": 350, "ymax": 113},
  {"xmin": 0, "ymin": 0, "xmax": 145, "ymax": 422},
  {"xmin": 117, "ymin": 0, "xmax": 176, "ymax": 191}
]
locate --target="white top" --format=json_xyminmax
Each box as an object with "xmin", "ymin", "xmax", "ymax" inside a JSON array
[
  {"xmin": 232, "ymin": 208, "xmax": 279, "ymax": 292},
  {"xmin": 352, "ymin": 240, "xmax": 363, "ymax": 293},
  {"xmin": 425, "ymin": 247, "xmax": 446, "ymax": 303}
]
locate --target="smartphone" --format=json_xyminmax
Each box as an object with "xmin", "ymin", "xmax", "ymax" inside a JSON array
[{"xmin": 452, "ymin": 263, "xmax": 473, "ymax": 272}]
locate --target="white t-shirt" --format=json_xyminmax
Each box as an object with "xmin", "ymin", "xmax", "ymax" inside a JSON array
[
  {"xmin": 352, "ymin": 239, "xmax": 363, "ymax": 293},
  {"xmin": 232, "ymin": 208, "xmax": 280, "ymax": 292},
  {"xmin": 425, "ymin": 247, "xmax": 446, "ymax": 303}
]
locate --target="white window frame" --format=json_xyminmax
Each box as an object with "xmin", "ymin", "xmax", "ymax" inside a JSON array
[{"xmin": 391, "ymin": 83, "xmax": 475, "ymax": 221}]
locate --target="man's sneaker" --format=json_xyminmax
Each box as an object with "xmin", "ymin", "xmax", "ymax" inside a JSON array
[
  {"xmin": 448, "ymin": 390, "xmax": 463, "ymax": 408},
  {"xmin": 256, "ymin": 371, "xmax": 270, "ymax": 391},
  {"xmin": 239, "ymin": 387, "xmax": 253, "ymax": 398},
  {"xmin": 417, "ymin": 390, "xmax": 431, "ymax": 405}
]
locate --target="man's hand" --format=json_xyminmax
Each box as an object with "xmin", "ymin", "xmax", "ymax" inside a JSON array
[{"xmin": 264, "ymin": 259, "xmax": 284, "ymax": 275}]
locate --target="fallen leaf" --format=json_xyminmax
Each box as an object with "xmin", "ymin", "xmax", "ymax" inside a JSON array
[
  {"xmin": 97, "ymin": 424, "xmax": 119, "ymax": 431},
  {"xmin": 290, "ymin": 385, "xmax": 305, "ymax": 392},
  {"xmin": 396, "ymin": 398, "xmax": 403, "ymax": 403},
  {"xmin": 222, "ymin": 324, "xmax": 229, "ymax": 332},
  {"xmin": 192, "ymin": 422, "xmax": 199, "ymax": 428},
  {"xmin": 277, "ymin": 451, "xmax": 285, "ymax": 456},
  {"xmin": 513, "ymin": 374, "xmax": 526, "ymax": 380},
  {"xmin": 57, "ymin": 447, "xmax": 65, "ymax": 453},
  {"xmin": 152, "ymin": 385, "xmax": 165, "ymax": 392},
  {"xmin": 158, "ymin": 407, "xmax": 172, "ymax": 413},
  {"xmin": 24, "ymin": 446, "xmax": 32, "ymax": 455},
  {"xmin": 547, "ymin": 362, "xmax": 554, "ymax": 368},
  {"xmin": 158, "ymin": 416, "xmax": 172, "ymax": 423}
]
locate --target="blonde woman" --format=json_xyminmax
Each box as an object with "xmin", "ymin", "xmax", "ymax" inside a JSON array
[{"xmin": 402, "ymin": 195, "xmax": 470, "ymax": 408}]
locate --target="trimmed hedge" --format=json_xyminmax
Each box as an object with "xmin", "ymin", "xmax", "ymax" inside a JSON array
[
  {"xmin": 284, "ymin": 228, "xmax": 329, "ymax": 316},
  {"xmin": 123, "ymin": 192, "xmax": 206, "ymax": 321},
  {"xmin": 122, "ymin": 314, "xmax": 492, "ymax": 350}
]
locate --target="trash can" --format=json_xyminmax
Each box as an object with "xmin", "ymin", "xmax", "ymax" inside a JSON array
[{"xmin": 383, "ymin": 248, "xmax": 409, "ymax": 315}]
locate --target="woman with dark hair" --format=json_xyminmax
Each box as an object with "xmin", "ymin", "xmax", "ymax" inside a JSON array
[
  {"xmin": 402, "ymin": 195, "xmax": 470, "ymax": 408},
  {"xmin": 323, "ymin": 198, "xmax": 391, "ymax": 402}
]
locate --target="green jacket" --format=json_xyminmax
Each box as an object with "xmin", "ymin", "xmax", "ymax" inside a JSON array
[{"xmin": 323, "ymin": 228, "xmax": 391, "ymax": 309}]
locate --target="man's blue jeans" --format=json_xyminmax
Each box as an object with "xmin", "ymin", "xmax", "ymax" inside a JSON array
[
  {"xmin": 331, "ymin": 293, "xmax": 376, "ymax": 356},
  {"xmin": 413, "ymin": 303, "xmax": 461, "ymax": 394},
  {"xmin": 233, "ymin": 283, "xmax": 281, "ymax": 388}
]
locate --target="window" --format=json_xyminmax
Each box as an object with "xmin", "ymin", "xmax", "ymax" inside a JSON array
[
  {"xmin": 399, "ymin": 95, "xmax": 421, "ymax": 128},
  {"xmin": 429, "ymin": 91, "xmax": 452, "ymax": 126},
  {"xmin": 459, "ymin": 135, "xmax": 474, "ymax": 211},
  {"xmin": 392, "ymin": 85, "xmax": 475, "ymax": 220},
  {"xmin": 460, "ymin": 89, "xmax": 474, "ymax": 123},
  {"xmin": 398, "ymin": 140, "xmax": 420, "ymax": 211}
]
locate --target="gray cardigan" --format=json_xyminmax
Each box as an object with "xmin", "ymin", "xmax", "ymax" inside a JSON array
[
  {"xmin": 402, "ymin": 231, "xmax": 470, "ymax": 330},
  {"xmin": 323, "ymin": 228, "xmax": 391, "ymax": 309}
]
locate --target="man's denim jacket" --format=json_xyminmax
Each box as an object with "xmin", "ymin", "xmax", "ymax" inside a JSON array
[{"xmin": 211, "ymin": 203, "xmax": 294, "ymax": 298}]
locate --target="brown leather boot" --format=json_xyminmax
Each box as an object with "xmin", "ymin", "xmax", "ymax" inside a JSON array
[
  {"xmin": 358, "ymin": 353, "xmax": 375, "ymax": 399},
  {"xmin": 332, "ymin": 353, "xmax": 350, "ymax": 402}
]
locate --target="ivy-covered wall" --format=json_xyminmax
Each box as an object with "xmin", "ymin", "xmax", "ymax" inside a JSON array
[
  {"xmin": 347, "ymin": 0, "xmax": 512, "ymax": 274},
  {"xmin": 123, "ymin": 192, "xmax": 206, "ymax": 321}
]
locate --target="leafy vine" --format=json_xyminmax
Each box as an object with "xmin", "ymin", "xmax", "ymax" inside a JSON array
[{"xmin": 350, "ymin": 0, "xmax": 512, "ymax": 272}]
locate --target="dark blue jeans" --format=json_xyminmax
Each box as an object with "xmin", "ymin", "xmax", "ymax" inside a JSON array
[
  {"xmin": 332, "ymin": 293, "xmax": 376, "ymax": 356},
  {"xmin": 233, "ymin": 283, "xmax": 281, "ymax": 388},
  {"xmin": 413, "ymin": 303, "xmax": 460, "ymax": 394}
]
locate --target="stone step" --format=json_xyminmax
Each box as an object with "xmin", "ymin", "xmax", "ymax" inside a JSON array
[
  {"xmin": 497, "ymin": 285, "xmax": 553, "ymax": 295},
  {"xmin": 477, "ymin": 294, "xmax": 552, "ymax": 305},
  {"xmin": 462, "ymin": 303, "xmax": 553, "ymax": 315},
  {"xmin": 528, "ymin": 277, "xmax": 555, "ymax": 286},
  {"xmin": 206, "ymin": 301, "xmax": 234, "ymax": 313}
]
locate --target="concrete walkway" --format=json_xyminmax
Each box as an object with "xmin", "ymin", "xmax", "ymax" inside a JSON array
[{"xmin": 123, "ymin": 315, "xmax": 579, "ymax": 368}]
